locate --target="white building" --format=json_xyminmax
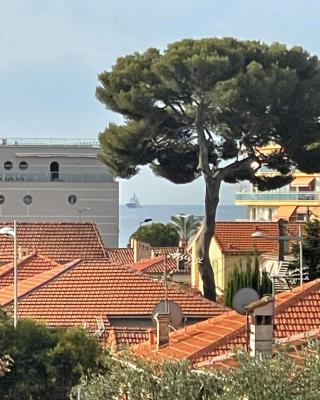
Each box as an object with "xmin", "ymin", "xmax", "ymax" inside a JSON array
[{"xmin": 0, "ymin": 138, "xmax": 118, "ymax": 246}]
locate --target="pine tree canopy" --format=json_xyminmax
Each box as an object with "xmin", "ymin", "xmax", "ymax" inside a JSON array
[
  {"xmin": 97, "ymin": 37, "xmax": 320, "ymax": 300},
  {"xmin": 97, "ymin": 38, "xmax": 320, "ymax": 186}
]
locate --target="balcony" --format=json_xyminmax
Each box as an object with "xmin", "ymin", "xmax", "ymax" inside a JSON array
[
  {"xmin": 0, "ymin": 171, "xmax": 114, "ymax": 183},
  {"xmin": 235, "ymin": 192, "xmax": 320, "ymax": 201},
  {"xmin": 0, "ymin": 138, "xmax": 100, "ymax": 147}
]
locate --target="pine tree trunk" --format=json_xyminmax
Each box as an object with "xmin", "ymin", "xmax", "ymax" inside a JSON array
[{"xmin": 199, "ymin": 175, "xmax": 222, "ymax": 301}]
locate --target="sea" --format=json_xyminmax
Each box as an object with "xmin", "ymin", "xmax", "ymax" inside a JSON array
[{"xmin": 119, "ymin": 204, "xmax": 246, "ymax": 247}]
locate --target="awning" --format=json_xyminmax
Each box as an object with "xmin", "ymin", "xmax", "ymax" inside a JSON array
[
  {"xmin": 290, "ymin": 176, "xmax": 315, "ymax": 187},
  {"xmin": 276, "ymin": 206, "xmax": 296, "ymax": 220}
]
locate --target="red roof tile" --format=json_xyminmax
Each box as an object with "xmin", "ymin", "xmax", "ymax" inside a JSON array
[
  {"xmin": 0, "ymin": 222, "xmax": 106, "ymax": 263},
  {"xmin": 3, "ymin": 259, "xmax": 228, "ymax": 331},
  {"xmin": 128, "ymin": 255, "xmax": 191, "ymax": 274},
  {"xmin": 106, "ymin": 247, "xmax": 183, "ymax": 267},
  {"xmin": 0, "ymin": 259, "xmax": 80, "ymax": 306},
  {"xmin": 0, "ymin": 253, "xmax": 62, "ymax": 289},
  {"xmin": 105, "ymin": 327, "xmax": 150, "ymax": 350},
  {"xmin": 214, "ymin": 222, "xmax": 303, "ymax": 254},
  {"xmin": 107, "ymin": 248, "xmax": 134, "ymax": 264},
  {"xmin": 132, "ymin": 279, "xmax": 320, "ymax": 362}
]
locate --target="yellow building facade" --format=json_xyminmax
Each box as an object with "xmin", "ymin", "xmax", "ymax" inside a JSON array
[{"xmin": 190, "ymin": 222, "xmax": 281, "ymax": 298}]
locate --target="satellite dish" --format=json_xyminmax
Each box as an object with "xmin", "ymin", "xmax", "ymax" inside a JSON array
[
  {"xmin": 232, "ymin": 287, "xmax": 260, "ymax": 315},
  {"xmin": 151, "ymin": 300, "xmax": 183, "ymax": 329}
]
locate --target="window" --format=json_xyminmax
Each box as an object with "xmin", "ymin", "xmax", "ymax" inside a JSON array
[
  {"xmin": 68, "ymin": 194, "xmax": 77, "ymax": 205},
  {"xmin": 4, "ymin": 161, "xmax": 13, "ymax": 170},
  {"xmin": 0, "ymin": 195, "xmax": 5, "ymax": 205},
  {"xmin": 50, "ymin": 161, "xmax": 59, "ymax": 181},
  {"xmin": 23, "ymin": 195, "xmax": 33, "ymax": 205},
  {"xmin": 19, "ymin": 161, "xmax": 28, "ymax": 170}
]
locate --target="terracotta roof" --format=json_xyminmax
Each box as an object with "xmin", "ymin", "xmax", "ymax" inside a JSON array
[
  {"xmin": 0, "ymin": 253, "xmax": 62, "ymax": 289},
  {"xmin": 3, "ymin": 259, "xmax": 228, "ymax": 331},
  {"xmin": 107, "ymin": 248, "xmax": 134, "ymax": 264},
  {"xmin": 195, "ymin": 328, "xmax": 320, "ymax": 370},
  {"xmin": 106, "ymin": 247, "xmax": 182, "ymax": 266},
  {"xmin": 128, "ymin": 255, "xmax": 191, "ymax": 274},
  {"xmin": 132, "ymin": 279, "xmax": 320, "ymax": 362},
  {"xmin": 214, "ymin": 222, "xmax": 303, "ymax": 254},
  {"xmin": 105, "ymin": 327, "xmax": 150, "ymax": 350},
  {"xmin": 152, "ymin": 247, "xmax": 181, "ymax": 256},
  {"xmin": 0, "ymin": 259, "xmax": 80, "ymax": 306},
  {"xmin": 0, "ymin": 222, "xmax": 107, "ymax": 263}
]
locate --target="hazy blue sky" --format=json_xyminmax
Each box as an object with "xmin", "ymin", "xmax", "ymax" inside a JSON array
[{"xmin": 1, "ymin": 0, "xmax": 319, "ymax": 204}]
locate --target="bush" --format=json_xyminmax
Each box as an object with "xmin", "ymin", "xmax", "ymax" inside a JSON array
[
  {"xmin": 73, "ymin": 343, "xmax": 320, "ymax": 400},
  {"xmin": 0, "ymin": 313, "xmax": 101, "ymax": 400}
]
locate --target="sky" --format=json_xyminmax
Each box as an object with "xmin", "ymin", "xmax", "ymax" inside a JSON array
[{"xmin": 0, "ymin": 0, "xmax": 320, "ymax": 205}]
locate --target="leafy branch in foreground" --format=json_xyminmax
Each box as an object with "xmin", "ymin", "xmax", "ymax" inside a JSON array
[{"xmin": 72, "ymin": 342, "xmax": 320, "ymax": 400}]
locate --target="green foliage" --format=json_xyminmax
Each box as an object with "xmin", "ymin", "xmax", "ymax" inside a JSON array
[
  {"xmin": 224, "ymin": 255, "xmax": 272, "ymax": 307},
  {"xmin": 0, "ymin": 313, "xmax": 101, "ymax": 400},
  {"xmin": 73, "ymin": 343, "xmax": 320, "ymax": 400},
  {"xmin": 170, "ymin": 214, "xmax": 202, "ymax": 241},
  {"xmin": 292, "ymin": 219, "xmax": 320, "ymax": 280},
  {"xmin": 97, "ymin": 38, "xmax": 320, "ymax": 186},
  {"xmin": 131, "ymin": 222, "xmax": 179, "ymax": 247},
  {"xmin": 97, "ymin": 38, "xmax": 320, "ymax": 300}
]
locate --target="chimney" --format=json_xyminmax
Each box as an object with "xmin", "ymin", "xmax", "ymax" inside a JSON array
[
  {"xmin": 154, "ymin": 313, "xmax": 171, "ymax": 349},
  {"xmin": 147, "ymin": 327, "xmax": 155, "ymax": 347},
  {"xmin": 130, "ymin": 237, "xmax": 151, "ymax": 262},
  {"xmin": 246, "ymin": 297, "xmax": 274, "ymax": 357}
]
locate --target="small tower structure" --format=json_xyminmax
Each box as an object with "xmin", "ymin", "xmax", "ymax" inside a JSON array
[{"xmin": 245, "ymin": 296, "xmax": 274, "ymax": 357}]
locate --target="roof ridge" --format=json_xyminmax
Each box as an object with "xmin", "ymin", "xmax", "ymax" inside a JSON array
[
  {"xmin": 92, "ymin": 223, "xmax": 108, "ymax": 258},
  {"xmin": 0, "ymin": 258, "xmax": 82, "ymax": 306},
  {"xmin": 0, "ymin": 252, "xmax": 37, "ymax": 278},
  {"xmin": 36, "ymin": 254, "xmax": 63, "ymax": 268},
  {"xmin": 275, "ymin": 279, "xmax": 320, "ymax": 313}
]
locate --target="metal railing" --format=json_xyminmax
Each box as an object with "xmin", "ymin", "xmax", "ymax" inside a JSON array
[
  {"xmin": 235, "ymin": 192, "xmax": 320, "ymax": 201},
  {"xmin": 0, "ymin": 171, "xmax": 113, "ymax": 183},
  {"xmin": 0, "ymin": 138, "xmax": 100, "ymax": 147}
]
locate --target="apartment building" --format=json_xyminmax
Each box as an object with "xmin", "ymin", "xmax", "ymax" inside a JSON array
[{"xmin": 0, "ymin": 138, "xmax": 118, "ymax": 246}]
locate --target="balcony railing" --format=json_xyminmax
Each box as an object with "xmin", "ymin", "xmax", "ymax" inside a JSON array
[
  {"xmin": 0, "ymin": 138, "xmax": 100, "ymax": 147},
  {"xmin": 0, "ymin": 172, "xmax": 114, "ymax": 183},
  {"xmin": 236, "ymin": 192, "xmax": 320, "ymax": 201}
]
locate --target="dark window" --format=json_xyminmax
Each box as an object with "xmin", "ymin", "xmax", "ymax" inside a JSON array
[
  {"xmin": 265, "ymin": 316, "xmax": 273, "ymax": 325},
  {"xmin": 23, "ymin": 195, "xmax": 32, "ymax": 205},
  {"xmin": 4, "ymin": 161, "xmax": 13, "ymax": 170},
  {"xmin": 50, "ymin": 161, "xmax": 59, "ymax": 181},
  {"xmin": 0, "ymin": 195, "xmax": 5, "ymax": 204},
  {"xmin": 19, "ymin": 161, "xmax": 28, "ymax": 170},
  {"xmin": 68, "ymin": 194, "xmax": 77, "ymax": 205}
]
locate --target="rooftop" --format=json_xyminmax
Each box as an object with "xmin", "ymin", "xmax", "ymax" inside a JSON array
[
  {"xmin": 2, "ymin": 259, "xmax": 228, "ymax": 331},
  {"xmin": 132, "ymin": 279, "xmax": 320, "ymax": 363},
  {"xmin": 128, "ymin": 255, "xmax": 191, "ymax": 274},
  {"xmin": 213, "ymin": 221, "xmax": 303, "ymax": 254},
  {"xmin": 0, "ymin": 222, "xmax": 107, "ymax": 264},
  {"xmin": 0, "ymin": 253, "xmax": 62, "ymax": 288}
]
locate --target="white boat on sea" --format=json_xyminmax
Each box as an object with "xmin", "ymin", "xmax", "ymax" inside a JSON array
[{"xmin": 126, "ymin": 194, "xmax": 141, "ymax": 208}]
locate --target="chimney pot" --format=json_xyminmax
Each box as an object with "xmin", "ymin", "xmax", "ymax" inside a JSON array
[
  {"xmin": 246, "ymin": 297, "xmax": 274, "ymax": 357},
  {"xmin": 154, "ymin": 313, "xmax": 171, "ymax": 349}
]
